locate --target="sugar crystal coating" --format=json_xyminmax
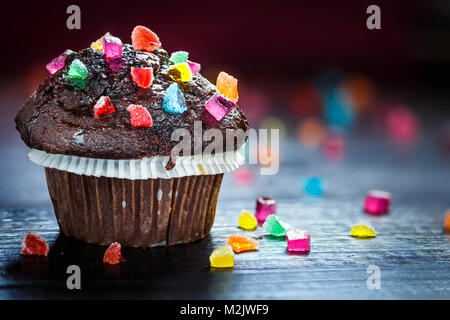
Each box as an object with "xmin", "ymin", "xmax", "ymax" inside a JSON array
[
  {"xmin": 209, "ymin": 245, "xmax": 234, "ymax": 268},
  {"xmin": 350, "ymin": 222, "xmax": 376, "ymax": 238},
  {"xmin": 238, "ymin": 210, "xmax": 258, "ymax": 231},
  {"xmin": 162, "ymin": 83, "xmax": 187, "ymax": 114},
  {"xmin": 263, "ymin": 214, "xmax": 291, "ymax": 236},
  {"xmin": 216, "ymin": 71, "xmax": 238, "ymax": 103},
  {"xmin": 169, "ymin": 51, "xmax": 189, "ymax": 64},
  {"xmin": 20, "ymin": 232, "xmax": 49, "ymax": 256},
  {"xmin": 103, "ymin": 242, "xmax": 124, "ymax": 265},
  {"xmin": 131, "ymin": 67, "xmax": 154, "ymax": 88},
  {"xmin": 131, "ymin": 25, "xmax": 161, "ymax": 52},
  {"xmin": 103, "ymin": 34, "xmax": 123, "ymax": 60},
  {"xmin": 255, "ymin": 196, "xmax": 277, "ymax": 224},
  {"xmin": 94, "ymin": 96, "xmax": 115, "ymax": 118},
  {"xmin": 364, "ymin": 190, "xmax": 391, "ymax": 215},
  {"xmin": 168, "ymin": 62, "xmax": 192, "ymax": 84},
  {"xmin": 127, "ymin": 104, "xmax": 153, "ymax": 127},
  {"xmin": 227, "ymin": 234, "xmax": 259, "ymax": 253},
  {"xmin": 46, "ymin": 50, "xmax": 73, "ymax": 75},
  {"xmin": 187, "ymin": 60, "xmax": 201, "ymax": 74},
  {"xmin": 204, "ymin": 94, "xmax": 236, "ymax": 121},
  {"xmin": 286, "ymin": 229, "xmax": 310, "ymax": 253}
]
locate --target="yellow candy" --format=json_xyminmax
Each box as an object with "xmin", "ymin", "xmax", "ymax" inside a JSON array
[
  {"xmin": 91, "ymin": 38, "xmax": 103, "ymax": 51},
  {"xmin": 238, "ymin": 210, "xmax": 257, "ymax": 231},
  {"xmin": 168, "ymin": 63, "xmax": 192, "ymax": 84},
  {"xmin": 350, "ymin": 222, "xmax": 376, "ymax": 238},
  {"xmin": 209, "ymin": 245, "xmax": 234, "ymax": 268}
]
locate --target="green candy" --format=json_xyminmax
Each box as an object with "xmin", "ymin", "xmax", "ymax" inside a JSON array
[
  {"xmin": 65, "ymin": 59, "xmax": 88, "ymax": 90},
  {"xmin": 263, "ymin": 214, "xmax": 291, "ymax": 237},
  {"xmin": 169, "ymin": 51, "xmax": 189, "ymax": 64}
]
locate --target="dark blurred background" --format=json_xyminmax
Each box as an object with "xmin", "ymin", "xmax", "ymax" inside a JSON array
[{"xmin": 1, "ymin": 0, "xmax": 450, "ymax": 207}]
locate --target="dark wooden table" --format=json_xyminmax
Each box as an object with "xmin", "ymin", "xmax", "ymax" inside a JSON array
[{"xmin": 1, "ymin": 114, "xmax": 450, "ymax": 299}]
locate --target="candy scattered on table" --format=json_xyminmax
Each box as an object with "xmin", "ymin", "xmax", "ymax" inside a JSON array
[
  {"xmin": 127, "ymin": 104, "xmax": 153, "ymax": 127},
  {"xmin": 65, "ymin": 59, "xmax": 88, "ymax": 89},
  {"xmin": 187, "ymin": 60, "xmax": 201, "ymax": 74},
  {"xmin": 94, "ymin": 96, "xmax": 115, "ymax": 118},
  {"xmin": 232, "ymin": 167, "xmax": 254, "ymax": 186},
  {"xmin": 216, "ymin": 71, "xmax": 239, "ymax": 103},
  {"xmin": 302, "ymin": 177, "xmax": 324, "ymax": 196},
  {"xmin": 324, "ymin": 89, "xmax": 355, "ymax": 131},
  {"xmin": 131, "ymin": 25, "xmax": 161, "ymax": 52},
  {"xmin": 350, "ymin": 222, "xmax": 376, "ymax": 238},
  {"xmin": 286, "ymin": 229, "xmax": 310, "ymax": 253},
  {"xmin": 364, "ymin": 190, "xmax": 392, "ymax": 215},
  {"xmin": 20, "ymin": 232, "xmax": 49, "ymax": 256},
  {"xmin": 169, "ymin": 51, "xmax": 188, "ymax": 64},
  {"xmin": 162, "ymin": 83, "xmax": 187, "ymax": 114},
  {"xmin": 168, "ymin": 63, "xmax": 192, "ymax": 84},
  {"xmin": 385, "ymin": 106, "xmax": 419, "ymax": 145},
  {"xmin": 103, "ymin": 242, "xmax": 125, "ymax": 265},
  {"xmin": 444, "ymin": 209, "xmax": 450, "ymax": 232},
  {"xmin": 209, "ymin": 245, "xmax": 234, "ymax": 268},
  {"xmin": 227, "ymin": 234, "xmax": 259, "ymax": 253},
  {"xmin": 91, "ymin": 32, "xmax": 109, "ymax": 51},
  {"xmin": 263, "ymin": 214, "xmax": 291, "ymax": 237},
  {"xmin": 131, "ymin": 67, "xmax": 154, "ymax": 88},
  {"xmin": 103, "ymin": 34, "xmax": 123, "ymax": 60},
  {"xmin": 204, "ymin": 94, "xmax": 236, "ymax": 121},
  {"xmin": 296, "ymin": 118, "xmax": 326, "ymax": 148},
  {"xmin": 238, "ymin": 210, "xmax": 258, "ymax": 231},
  {"xmin": 322, "ymin": 133, "xmax": 346, "ymax": 162},
  {"xmin": 46, "ymin": 50, "xmax": 73, "ymax": 75},
  {"xmin": 255, "ymin": 196, "xmax": 277, "ymax": 224}
]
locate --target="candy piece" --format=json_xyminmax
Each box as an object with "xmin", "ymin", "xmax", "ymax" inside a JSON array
[
  {"xmin": 91, "ymin": 34, "xmax": 105, "ymax": 51},
  {"xmin": 238, "ymin": 210, "xmax": 258, "ymax": 231},
  {"xmin": 65, "ymin": 58, "xmax": 88, "ymax": 89},
  {"xmin": 131, "ymin": 25, "xmax": 161, "ymax": 52},
  {"xmin": 204, "ymin": 94, "xmax": 236, "ymax": 121},
  {"xmin": 103, "ymin": 34, "xmax": 123, "ymax": 60},
  {"xmin": 46, "ymin": 50, "xmax": 73, "ymax": 75},
  {"xmin": 131, "ymin": 67, "xmax": 154, "ymax": 88},
  {"xmin": 255, "ymin": 196, "xmax": 276, "ymax": 224},
  {"xmin": 263, "ymin": 214, "xmax": 290, "ymax": 236},
  {"xmin": 209, "ymin": 245, "xmax": 234, "ymax": 268},
  {"xmin": 232, "ymin": 167, "xmax": 254, "ymax": 186},
  {"xmin": 107, "ymin": 59, "xmax": 126, "ymax": 73},
  {"xmin": 385, "ymin": 106, "xmax": 419, "ymax": 145},
  {"xmin": 94, "ymin": 96, "xmax": 115, "ymax": 118},
  {"xmin": 20, "ymin": 232, "xmax": 49, "ymax": 256},
  {"xmin": 303, "ymin": 177, "xmax": 324, "ymax": 196},
  {"xmin": 364, "ymin": 190, "xmax": 392, "ymax": 215},
  {"xmin": 350, "ymin": 222, "xmax": 376, "ymax": 238},
  {"xmin": 296, "ymin": 118, "xmax": 326, "ymax": 148},
  {"xmin": 286, "ymin": 229, "xmax": 310, "ymax": 253},
  {"xmin": 443, "ymin": 209, "xmax": 450, "ymax": 232},
  {"xmin": 187, "ymin": 60, "xmax": 201, "ymax": 74},
  {"xmin": 323, "ymin": 133, "xmax": 346, "ymax": 162},
  {"xmin": 162, "ymin": 83, "xmax": 187, "ymax": 113},
  {"xmin": 216, "ymin": 71, "xmax": 238, "ymax": 103},
  {"xmin": 127, "ymin": 104, "xmax": 153, "ymax": 127},
  {"xmin": 168, "ymin": 63, "xmax": 192, "ymax": 84},
  {"xmin": 324, "ymin": 89, "xmax": 355, "ymax": 131},
  {"xmin": 227, "ymin": 234, "xmax": 259, "ymax": 253},
  {"xmin": 169, "ymin": 51, "xmax": 189, "ymax": 64},
  {"xmin": 103, "ymin": 242, "xmax": 124, "ymax": 265}
]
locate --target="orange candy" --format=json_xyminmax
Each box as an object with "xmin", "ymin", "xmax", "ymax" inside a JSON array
[
  {"xmin": 131, "ymin": 26, "xmax": 161, "ymax": 52},
  {"xmin": 216, "ymin": 71, "xmax": 238, "ymax": 103},
  {"xmin": 227, "ymin": 234, "xmax": 259, "ymax": 253},
  {"xmin": 444, "ymin": 209, "xmax": 450, "ymax": 232}
]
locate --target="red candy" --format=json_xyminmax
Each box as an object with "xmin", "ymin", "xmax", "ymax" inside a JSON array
[
  {"xmin": 131, "ymin": 67, "xmax": 154, "ymax": 88},
  {"xmin": 103, "ymin": 242, "xmax": 124, "ymax": 265},
  {"xmin": 20, "ymin": 232, "xmax": 49, "ymax": 256},
  {"xmin": 131, "ymin": 26, "xmax": 161, "ymax": 52},
  {"xmin": 94, "ymin": 96, "xmax": 115, "ymax": 118},
  {"xmin": 127, "ymin": 104, "xmax": 153, "ymax": 127}
]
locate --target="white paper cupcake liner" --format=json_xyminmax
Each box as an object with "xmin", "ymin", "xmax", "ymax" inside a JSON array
[{"xmin": 28, "ymin": 146, "xmax": 245, "ymax": 180}]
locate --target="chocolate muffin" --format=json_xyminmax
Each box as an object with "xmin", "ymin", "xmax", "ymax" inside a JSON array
[{"xmin": 15, "ymin": 26, "xmax": 250, "ymax": 247}]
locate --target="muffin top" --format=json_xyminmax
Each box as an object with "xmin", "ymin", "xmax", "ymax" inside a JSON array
[{"xmin": 15, "ymin": 26, "xmax": 250, "ymax": 160}]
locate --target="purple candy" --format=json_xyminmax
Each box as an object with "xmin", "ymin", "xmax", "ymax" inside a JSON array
[
  {"xmin": 103, "ymin": 34, "xmax": 123, "ymax": 60},
  {"xmin": 187, "ymin": 60, "xmax": 201, "ymax": 74},
  {"xmin": 46, "ymin": 50, "xmax": 73, "ymax": 75},
  {"xmin": 286, "ymin": 229, "xmax": 310, "ymax": 253},
  {"xmin": 255, "ymin": 196, "xmax": 277, "ymax": 224},
  {"xmin": 205, "ymin": 94, "xmax": 236, "ymax": 121}
]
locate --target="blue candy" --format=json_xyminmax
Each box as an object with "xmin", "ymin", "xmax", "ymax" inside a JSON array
[
  {"xmin": 302, "ymin": 177, "xmax": 324, "ymax": 196},
  {"xmin": 162, "ymin": 83, "xmax": 187, "ymax": 114}
]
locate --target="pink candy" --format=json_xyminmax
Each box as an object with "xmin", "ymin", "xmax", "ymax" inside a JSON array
[
  {"xmin": 364, "ymin": 190, "xmax": 392, "ymax": 215},
  {"xmin": 205, "ymin": 95, "xmax": 236, "ymax": 121},
  {"xmin": 255, "ymin": 196, "xmax": 277, "ymax": 224},
  {"xmin": 187, "ymin": 60, "xmax": 201, "ymax": 74},
  {"xmin": 103, "ymin": 34, "xmax": 123, "ymax": 60},
  {"xmin": 46, "ymin": 50, "xmax": 72, "ymax": 75},
  {"xmin": 286, "ymin": 229, "xmax": 310, "ymax": 253}
]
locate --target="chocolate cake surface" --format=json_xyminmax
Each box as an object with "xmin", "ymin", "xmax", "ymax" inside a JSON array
[{"xmin": 15, "ymin": 43, "xmax": 250, "ymax": 159}]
